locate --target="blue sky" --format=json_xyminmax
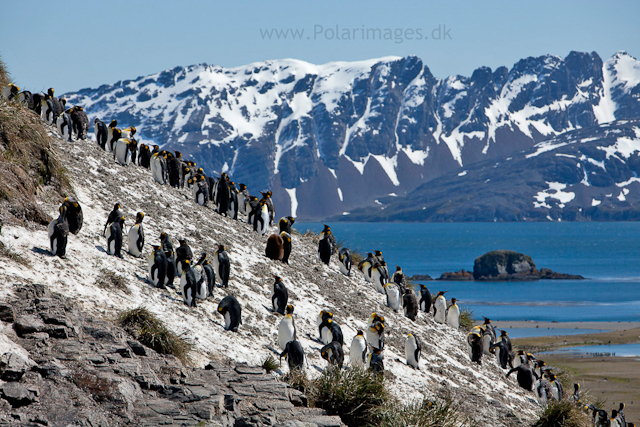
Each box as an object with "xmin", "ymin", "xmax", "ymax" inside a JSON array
[{"xmin": 1, "ymin": 0, "xmax": 638, "ymax": 94}]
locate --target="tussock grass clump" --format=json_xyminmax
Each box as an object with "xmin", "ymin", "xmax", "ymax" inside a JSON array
[
  {"xmin": 375, "ymin": 396, "xmax": 462, "ymax": 427},
  {"xmin": 95, "ymin": 269, "xmax": 130, "ymax": 294},
  {"xmin": 309, "ymin": 366, "xmax": 389, "ymax": 427},
  {"xmin": 117, "ymin": 307, "xmax": 193, "ymax": 365},
  {"xmin": 0, "ymin": 240, "xmax": 30, "ymax": 266},
  {"xmin": 533, "ymin": 400, "xmax": 591, "ymax": 427},
  {"xmin": 0, "ymin": 56, "xmax": 9, "ymax": 88},
  {"xmin": 0, "ymin": 71, "xmax": 71, "ymax": 226},
  {"xmin": 261, "ymin": 355, "xmax": 278, "ymax": 373},
  {"xmin": 350, "ymin": 250, "xmax": 365, "ymax": 266},
  {"xmin": 283, "ymin": 368, "xmax": 311, "ymax": 393},
  {"xmin": 459, "ymin": 306, "xmax": 475, "ymax": 332}
]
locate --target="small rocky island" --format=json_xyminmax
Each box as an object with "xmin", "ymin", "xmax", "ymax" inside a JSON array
[{"xmin": 412, "ymin": 250, "xmax": 584, "ymax": 282}]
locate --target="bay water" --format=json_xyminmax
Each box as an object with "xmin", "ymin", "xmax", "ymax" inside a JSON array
[{"xmin": 297, "ymin": 222, "xmax": 640, "ymax": 324}]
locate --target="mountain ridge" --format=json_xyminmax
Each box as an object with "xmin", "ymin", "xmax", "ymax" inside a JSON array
[{"xmin": 64, "ymin": 50, "xmax": 640, "ymax": 220}]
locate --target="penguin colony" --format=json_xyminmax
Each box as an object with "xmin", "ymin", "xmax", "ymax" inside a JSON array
[{"xmin": 5, "ymin": 82, "xmax": 634, "ymax": 422}]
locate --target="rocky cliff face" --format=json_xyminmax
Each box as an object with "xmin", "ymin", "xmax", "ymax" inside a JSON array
[
  {"xmin": 63, "ymin": 51, "xmax": 640, "ymax": 220},
  {"xmin": 0, "ymin": 284, "xmax": 342, "ymax": 427}
]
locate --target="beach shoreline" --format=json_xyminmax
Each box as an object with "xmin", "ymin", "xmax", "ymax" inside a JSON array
[{"xmin": 492, "ymin": 320, "xmax": 640, "ymax": 331}]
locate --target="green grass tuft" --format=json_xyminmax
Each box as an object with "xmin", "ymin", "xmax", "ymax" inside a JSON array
[
  {"xmin": 117, "ymin": 307, "xmax": 193, "ymax": 365},
  {"xmin": 261, "ymin": 354, "xmax": 278, "ymax": 373},
  {"xmin": 459, "ymin": 306, "xmax": 475, "ymax": 332},
  {"xmin": 0, "ymin": 240, "xmax": 31, "ymax": 266},
  {"xmin": 374, "ymin": 395, "xmax": 462, "ymax": 427},
  {"xmin": 309, "ymin": 366, "xmax": 389, "ymax": 427},
  {"xmin": 533, "ymin": 400, "xmax": 591, "ymax": 427},
  {"xmin": 95, "ymin": 269, "xmax": 130, "ymax": 295}
]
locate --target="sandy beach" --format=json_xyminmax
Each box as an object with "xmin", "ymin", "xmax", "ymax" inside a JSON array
[
  {"xmin": 510, "ymin": 324, "xmax": 640, "ymax": 423},
  {"xmin": 493, "ymin": 321, "xmax": 640, "ymax": 331}
]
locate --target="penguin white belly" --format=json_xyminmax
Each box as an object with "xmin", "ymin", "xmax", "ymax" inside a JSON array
[
  {"xmin": 224, "ymin": 312, "xmax": 231, "ymax": 329},
  {"xmin": 366, "ymin": 329, "xmax": 380, "ymax": 350},
  {"xmin": 405, "ymin": 337, "xmax": 420, "ymax": 369},
  {"xmin": 56, "ymin": 116, "xmax": 69, "ymax": 140},
  {"xmin": 105, "ymin": 225, "xmax": 114, "ymax": 255},
  {"xmin": 482, "ymin": 334, "xmax": 492, "ymax": 355},
  {"xmin": 339, "ymin": 260, "xmax": 349, "ymax": 275},
  {"xmin": 194, "ymin": 266, "xmax": 207, "ymax": 299},
  {"xmin": 278, "ymin": 317, "xmax": 295, "ymax": 350},
  {"xmin": 114, "ymin": 140, "xmax": 129, "ymax": 165},
  {"xmin": 237, "ymin": 194, "xmax": 246, "ymax": 215},
  {"xmin": 385, "ymin": 285, "xmax": 400, "ymax": 311},
  {"xmin": 447, "ymin": 306, "xmax": 460, "ymax": 329},
  {"xmin": 128, "ymin": 225, "xmax": 142, "ymax": 257},
  {"xmin": 433, "ymin": 298, "xmax": 447, "ymax": 323},
  {"xmin": 148, "ymin": 252, "xmax": 157, "ymax": 284},
  {"xmin": 320, "ymin": 326, "xmax": 332, "ymax": 345},
  {"xmin": 371, "ymin": 270, "xmax": 385, "ymax": 294},
  {"xmin": 350, "ymin": 337, "xmax": 367, "ymax": 367},
  {"xmin": 51, "ymin": 236, "xmax": 58, "ymax": 256},
  {"xmin": 258, "ymin": 209, "xmax": 269, "ymax": 235},
  {"xmin": 47, "ymin": 218, "xmax": 55, "ymax": 240}
]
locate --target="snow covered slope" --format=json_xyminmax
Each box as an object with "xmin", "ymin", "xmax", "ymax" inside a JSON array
[
  {"xmin": 63, "ymin": 51, "xmax": 640, "ymax": 220},
  {"xmin": 0, "ymin": 127, "xmax": 538, "ymax": 426}
]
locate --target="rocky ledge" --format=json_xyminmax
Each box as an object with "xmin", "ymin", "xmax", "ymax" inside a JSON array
[{"xmin": 0, "ymin": 284, "xmax": 343, "ymax": 427}]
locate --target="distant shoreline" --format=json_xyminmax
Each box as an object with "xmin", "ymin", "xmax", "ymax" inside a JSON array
[{"xmin": 492, "ymin": 320, "xmax": 640, "ymax": 331}]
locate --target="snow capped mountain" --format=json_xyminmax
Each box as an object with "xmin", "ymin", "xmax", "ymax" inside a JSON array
[
  {"xmin": 340, "ymin": 119, "xmax": 640, "ymax": 222},
  {"xmin": 64, "ymin": 51, "xmax": 640, "ymax": 220}
]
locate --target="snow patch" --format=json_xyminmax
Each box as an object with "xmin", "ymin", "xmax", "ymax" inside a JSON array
[
  {"xmin": 285, "ymin": 187, "xmax": 298, "ymax": 217},
  {"xmin": 533, "ymin": 182, "xmax": 575, "ymax": 209}
]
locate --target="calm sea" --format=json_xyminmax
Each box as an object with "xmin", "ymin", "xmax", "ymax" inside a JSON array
[{"xmin": 297, "ymin": 222, "xmax": 640, "ymax": 323}]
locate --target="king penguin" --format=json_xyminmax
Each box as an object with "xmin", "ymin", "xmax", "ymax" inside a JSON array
[
  {"xmin": 506, "ymin": 363, "xmax": 538, "ymax": 391},
  {"xmin": 214, "ymin": 244, "xmax": 230, "ymax": 288},
  {"xmin": 106, "ymin": 216, "xmax": 125, "ymax": 258},
  {"xmin": 371, "ymin": 262, "xmax": 388, "ymax": 294},
  {"xmin": 405, "ymin": 333, "xmax": 421, "ymax": 369},
  {"xmin": 128, "ymin": 212, "xmax": 145, "ymax": 258},
  {"xmin": 271, "ymin": 276, "xmax": 289, "ymax": 315},
  {"xmin": 94, "ymin": 118, "xmax": 108, "ymax": 150},
  {"xmin": 48, "ymin": 205, "xmax": 69, "ymax": 258},
  {"xmin": 419, "ymin": 284, "xmax": 432, "ymax": 314},
  {"xmin": 349, "ymin": 330, "xmax": 368, "ymax": 367},
  {"xmin": 317, "ymin": 224, "xmax": 335, "ymax": 265},
  {"xmin": 403, "ymin": 288, "xmax": 419, "ymax": 321},
  {"xmin": 148, "ymin": 245, "xmax": 168, "ymax": 288},
  {"xmin": 202, "ymin": 258, "xmax": 216, "ymax": 297},
  {"xmin": 368, "ymin": 348, "xmax": 384, "ymax": 374},
  {"xmin": 338, "ymin": 247, "xmax": 351, "ymax": 276},
  {"xmin": 317, "ymin": 310, "xmax": 333, "ymax": 341},
  {"xmin": 175, "ymin": 238, "xmax": 193, "ymax": 277},
  {"xmin": 103, "ymin": 203, "xmax": 122, "ymax": 236},
  {"xmin": 278, "ymin": 305, "xmax": 296, "ymax": 350},
  {"xmin": 278, "ymin": 216, "xmax": 295, "ymax": 234},
  {"xmin": 180, "ymin": 259, "xmax": 197, "ymax": 307},
  {"xmin": 61, "ymin": 196, "xmax": 83, "ymax": 235},
  {"xmin": 265, "ymin": 233, "xmax": 284, "ymax": 261},
  {"xmin": 217, "ymin": 295, "xmax": 242, "ymax": 332},
  {"xmin": 366, "ymin": 321, "xmax": 384, "ymax": 351},
  {"xmin": 320, "ymin": 341, "xmax": 344, "ymax": 368},
  {"xmin": 280, "ymin": 340, "xmax": 305, "ymax": 372},
  {"xmin": 446, "ymin": 298, "xmax": 461, "ymax": 329},
  {"xmin": 467, "ymin": 327, "xmax": 484, "ymax": 365},
  {"xmin": 433, "ymin": 291, "xmax": 447, "ymax": 323},
  {"xmin": 253, "ymin": 201, "xmax": 269, "ymax": 235},
  {"xmin": 280, "ymin": 231, "xmax": 292, "ymax": 264},
  {"xmin": 383, "ymin": 282, "xmax": 401, "ymax": 312}
]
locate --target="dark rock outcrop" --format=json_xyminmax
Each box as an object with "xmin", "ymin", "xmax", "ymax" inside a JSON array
[
  {"xmin": 438, "ymin": 270, "xmax": 474, "ymax": 281},
  {"xmin": 473, "ymin": 250, "xmax": 536, "ymax": 280},
  {"xmin": 0, "ymin": 284, "xmax": 344, "ymax": 427}
]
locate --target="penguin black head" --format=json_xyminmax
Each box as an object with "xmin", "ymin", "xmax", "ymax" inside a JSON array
[
  {"xmin": 47, "ymin": 88, "xmax": 54, "ymax": 96},
  {"xmin": 114, "ymin": 203, "xmax": 121, "ymax": 210},
  {"xmin": 370, "ymin": 313, "xmax": 384, "ymax": 325},
  {"xmin": 619, "ymin": 402, "xmax": 625, "ymax": 411},
  {"xmin": 174, "ymin": 151, "xmax": 182, "ymax": 158},
  {"xmin": 500, "ymin": 330, "xmax": 508, "ymax": 337},
  {"xmin": 113, "ymin": 129, "xmax": 122, "ymax": 139},
  {"xmin": 273, "ymin": 275, "xmax": 282, "ymax": 283},
  {"xmin": 239, "ymin": 183, "xmax": 246, "ymax": 190},
  {"xmin": 321, "ymin": 223, "xmax": 331, "ymax": 233},
  {"xmin": 356, "ymin": 330, "xmax": 364, "ymax": 336},
  {"xmin": 375, "ymin": 250, "xmax": 383, "ymax": 256},
  {"xmin": 160, "ymin": 232, "xmax": 168, "ymax": 241},
  {"xmin": 182, "ymin": 259, "xmax": 190, "ymax": 269},
  {"xmin": 61, "ymin": 98, "xmax": 66, "ymax": 106},
  {"xmin": 198, "ymin": 167, "xmax": 203, "ymax": 174},
  {"xmin": 482, "ymin": 316, "xmax": 491, "ymax": 324},
  {"xmin": 419, "ymin": 284, "xmax": 427, "ymax": 290},
  {"xmin": 375, "ymin": 322, "xmax": 384, "ymax": 332},
  {"xmin": 109, "ymin": 119, "xmax": 118, "ymax": 128},
  {"xmin": 450, "ymin": 298, "xmax": 457, "ymax": 305},
  {"xmin": 395, "ymin": 265, "xmax": 402, "ymax": 272},
  {"xmin": 136, "ymin": 212, "xmax": 144, "ymax": 223},
  {"xmin": 217, "ymin": 244, "xmax": 226, "ymax": 252},
  {"xmin": 130, "ymin": 126, "xmax": 136, "ymax": 135},
  {"xmin": 286, "ymin": 304, "xmax": 294, "ymax": 314},
  {"xmin": 437, "ymin": 291, "xmax": 447, "ymax": 297},
  {"xmin": 574, "ymin": 383, "xmax": 580, "ymax": 391},
  {"xmin": 179, "ymin": 239, "xmax": 187, "ymax": 245}
]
